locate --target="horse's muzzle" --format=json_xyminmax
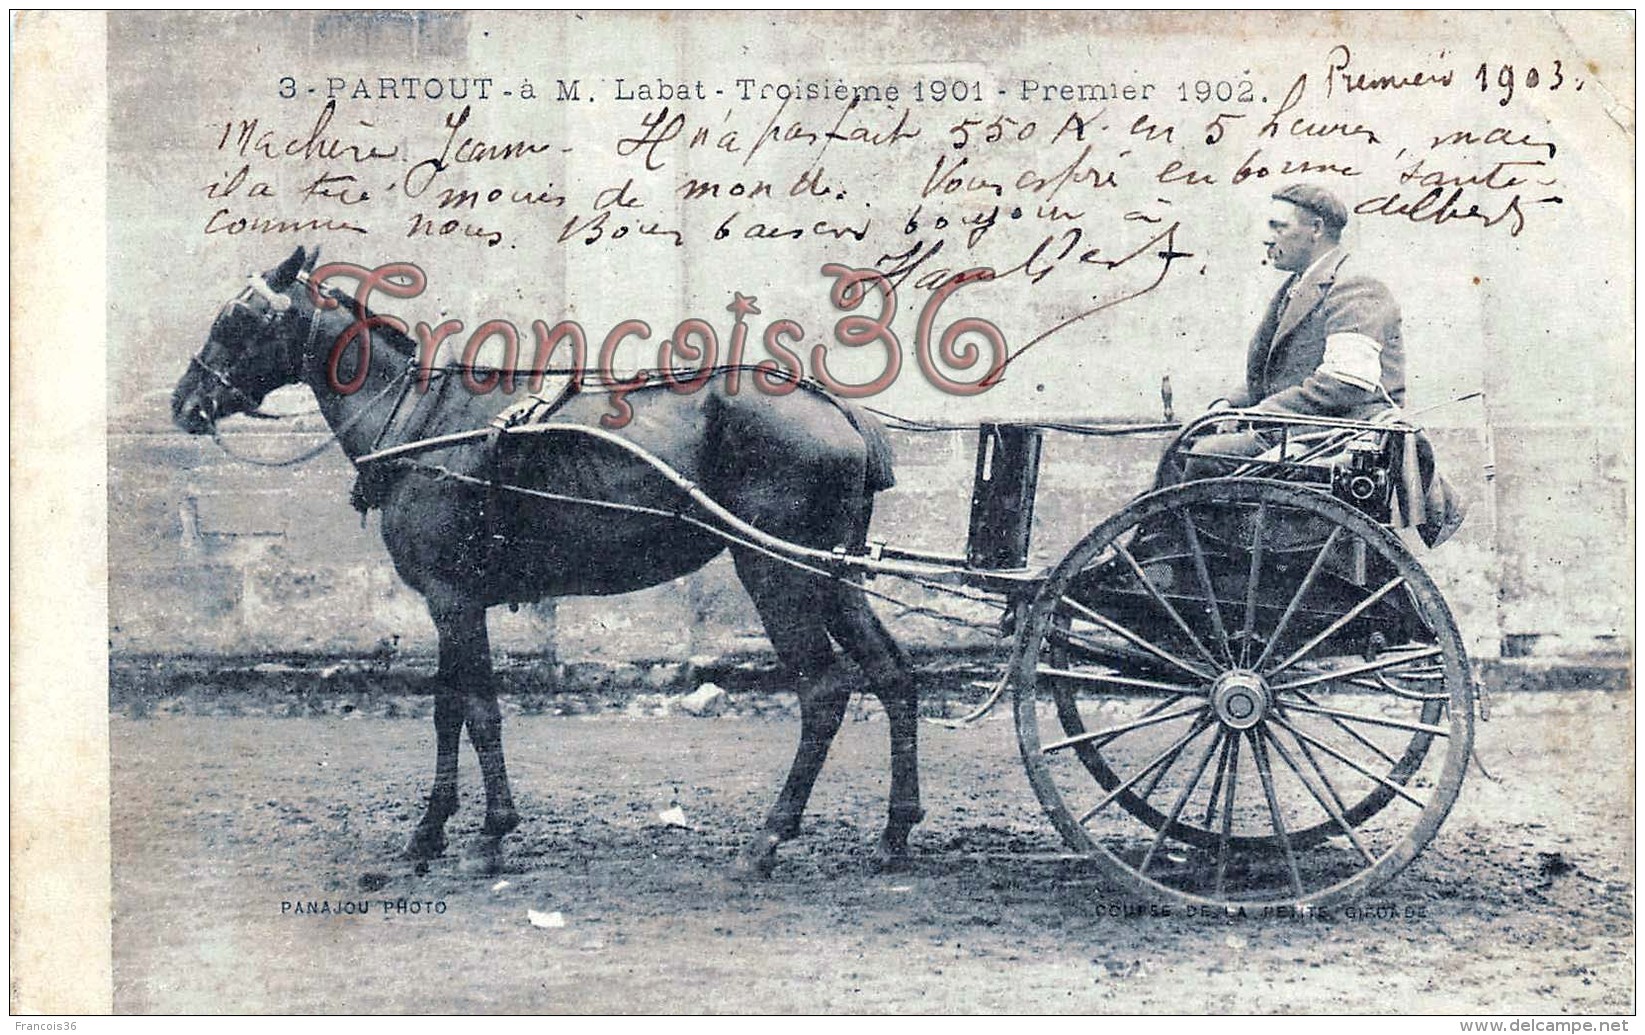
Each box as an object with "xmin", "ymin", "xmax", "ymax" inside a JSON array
[{"xmin": 171, "ymin": 386, "xmax": 217, "ymax": 435}]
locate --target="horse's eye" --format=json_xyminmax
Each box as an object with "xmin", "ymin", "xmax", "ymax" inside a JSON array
[{"xmin": 206, "ymin": 311, "xmax": 253, "ymax": 357}]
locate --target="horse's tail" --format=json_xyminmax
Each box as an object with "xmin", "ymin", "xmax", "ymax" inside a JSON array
[
  {"xmin": 823, "ymin": 400, "xmax": 894, "ymax": 556},
  {"xmin": 836, "ymin": 401, "xmax": 896, "ymax": 493}
]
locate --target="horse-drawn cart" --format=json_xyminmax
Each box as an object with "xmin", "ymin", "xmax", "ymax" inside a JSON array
[
  {"xmin": 454, "ymin": 409, "xmax": 1476, "ymax": 912},
  {"xmin": 173, "ymin": 250, "xmax": 1477, "ymax": 914}
]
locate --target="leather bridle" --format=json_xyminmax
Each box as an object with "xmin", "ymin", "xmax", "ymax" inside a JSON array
[
  {"xmin": 192, "ymin": 272, "xmax": 417, "ymax": 468},
  {"xmin": 187, "ymin": 275, "xmax": 319, "ymax": 421}
]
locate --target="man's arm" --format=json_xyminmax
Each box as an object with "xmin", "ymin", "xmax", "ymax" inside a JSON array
[
  {"xmin": 1213, "ymin": 329, "xmax": 1266, "ymax": 409},
  {"xmin": 1258, "ymin": 276, "xmax": 1399, "ymax": 415}
]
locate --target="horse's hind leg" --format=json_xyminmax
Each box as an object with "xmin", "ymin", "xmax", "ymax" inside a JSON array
[
  {"xmin": 729, "ymin": 549, "xmax": 856, "ymax": 880},
  {"xmin": 825, "ymin": 582, "xmax": 924, "ymax": 872}
]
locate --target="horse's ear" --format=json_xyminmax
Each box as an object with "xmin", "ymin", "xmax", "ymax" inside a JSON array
[
  {"xmin": 302, "ymin": 245, "xmax": 321, "ymax": 273},
  {"xmin": 267, "ymin": 246, "xmax": 306, "ymax": 289}
]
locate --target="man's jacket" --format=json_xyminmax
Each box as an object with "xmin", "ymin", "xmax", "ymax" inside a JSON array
[
  {"xmin": 1229, "ymin": 250, "xmax": 1405, "ymax": 419},
  {"xmin": 1217, "ymin": 251, "xmax": 1465, "ymax": 547}
]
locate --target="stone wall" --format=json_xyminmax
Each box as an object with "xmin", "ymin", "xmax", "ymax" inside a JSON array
[
  {"xmin": 103, "ymin": 12, "xmax": 1633, "ymax": 670},
  {"xmin": 109, "ymin": 419, "xmax": 1627, "ymax": 667}
]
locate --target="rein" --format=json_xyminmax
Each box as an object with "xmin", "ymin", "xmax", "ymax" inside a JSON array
[
  {"xmin": 206, "ymin": 367, "xmax": 414, "ymax": 468},
  {"xmin": 202, "ymin": 283, "xmax": 417, "ymax": 468},
  {"xmin": 187, "ymin": 355, "xmax": 281, "ymax": 421}
]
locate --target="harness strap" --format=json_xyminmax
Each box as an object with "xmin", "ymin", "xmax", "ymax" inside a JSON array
[
  {"xmin": 478, "ymin": 370, "xmax": 584, "ymax": 590},
  {"xmin": 487, "ymin": 369, "xmax": 583, "ymax": 432}
]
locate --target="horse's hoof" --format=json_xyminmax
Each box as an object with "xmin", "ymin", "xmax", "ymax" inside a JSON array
[
  {"xmin": 403, "ymin": 828, "xmax": 447, "ymax": 861},
  {"xmin": 869, "ymin": 836, "xmax": 914, "ymax": 874},
  {"xmin": 458, "ymin": 836, "xmax": 505, "ymax": 876},
  {"xmin": 731, "ymin": 833, "xmax": 782, "ymax": 881},
  {"xmin": 730, "ymin": 853, "xmax": 776, "ymax": 882}
]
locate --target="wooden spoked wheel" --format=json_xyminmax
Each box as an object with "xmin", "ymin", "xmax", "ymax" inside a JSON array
[{"xmin": 1012, "ymin": 479, "xmax": 1474, "ymax": 910}]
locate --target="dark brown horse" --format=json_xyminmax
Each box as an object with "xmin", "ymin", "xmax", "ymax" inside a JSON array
[{"xmin": 171, "ymin": 246, "xmax": 920, "ymax": 877}]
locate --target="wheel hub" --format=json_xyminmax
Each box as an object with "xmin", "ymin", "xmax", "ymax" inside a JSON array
[{"xmin": 1210, "ymin": 670, "xmax": 1271, "ymax": 730}]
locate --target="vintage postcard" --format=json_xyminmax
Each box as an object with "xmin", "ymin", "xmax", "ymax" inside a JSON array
[{"xmin": 11, "ymin": 10, "xmax": 1634, "ymax": 1016}]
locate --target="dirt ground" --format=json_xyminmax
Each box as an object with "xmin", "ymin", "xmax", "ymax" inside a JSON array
[{"xmin": 109, "ymin": 688, "xmax": 1633, "ymax": 1014}]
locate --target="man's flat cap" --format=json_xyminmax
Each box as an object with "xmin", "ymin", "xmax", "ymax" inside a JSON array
[{"xmin": 1272, "ymin": 183, "xmax": 1348, "ymax": 231}]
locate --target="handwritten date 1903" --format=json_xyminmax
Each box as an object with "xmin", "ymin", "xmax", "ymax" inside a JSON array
[{"xmin": 1475, "ymin": 60, "xmax": 1578, "ymax": 106}]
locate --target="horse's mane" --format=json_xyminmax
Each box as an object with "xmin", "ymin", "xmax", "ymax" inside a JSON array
[
  {"xmin": 303, "ymin": 276, "xmax": 583, "ymax": 379},
  {"xmin": 304, "ymin": 277, "xmax": 423, "ymax": 361}
]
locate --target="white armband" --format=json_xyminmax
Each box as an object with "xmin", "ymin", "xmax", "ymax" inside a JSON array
[{"xmin": 1320, "ymin": 332, "xmax": 1383, "ymax": 391}]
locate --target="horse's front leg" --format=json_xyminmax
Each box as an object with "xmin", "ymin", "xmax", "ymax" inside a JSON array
[
  {"xmin": 416, "ymin": 601, "xmax": 520, "ymax": 875},
  {"xmin": 404, "ymin": 685, "xmax": 462, "ymax": 860}
]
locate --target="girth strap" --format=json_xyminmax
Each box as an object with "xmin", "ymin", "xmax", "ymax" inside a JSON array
[{"xmin": 480, "ymin": 370, "xmax": 583, "ymax": 590}]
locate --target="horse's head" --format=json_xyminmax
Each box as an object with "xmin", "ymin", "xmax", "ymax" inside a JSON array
[{"xmin": 171, "ymin": 246, "xmax": 320, "ymax": 434}]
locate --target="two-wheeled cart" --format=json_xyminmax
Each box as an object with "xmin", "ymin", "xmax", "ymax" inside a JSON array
[{"xmin": 372, "ymin": 403, "xmax": 1477, "ymax": 912}]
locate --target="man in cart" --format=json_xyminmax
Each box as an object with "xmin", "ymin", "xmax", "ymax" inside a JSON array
[
  {"xmin": 1174, "ymin": 182, "xmax": 1463, "ymax": 547},
  {"xmin": 1185, "ymin": 182, "xmax": 1404, "ymax": 478}
]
